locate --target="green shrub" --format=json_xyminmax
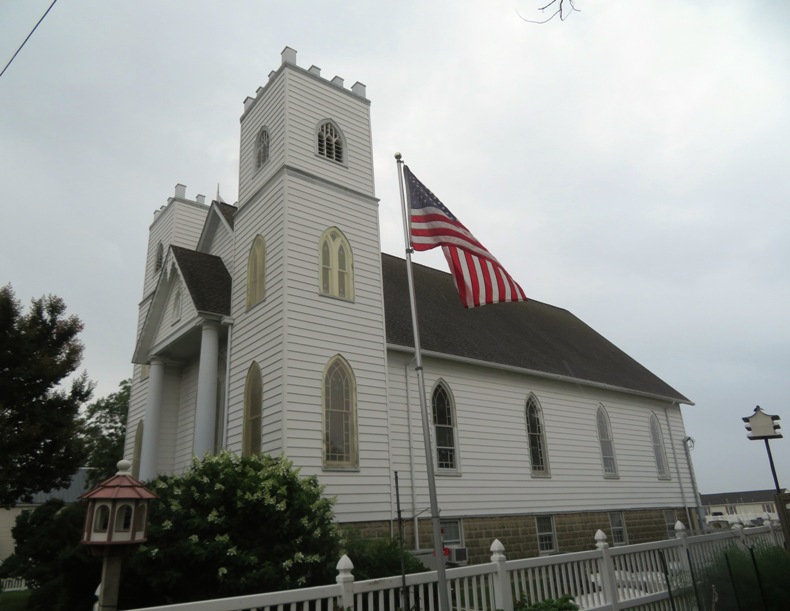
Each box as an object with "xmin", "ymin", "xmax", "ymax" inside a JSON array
[
  {"xmin": 339, "ymin": 530, "xmax": 425, "ymax": 581},
  {"xmin": 121, "ymin": 452, "xmax": 340, "ymax": 608},
  {"xmin": 514, "ymin": 594, "xmax": 579, "ymax": 611},
  {"xmin": 697, "ymin": 544, "xmax": 790, "ymax": 611}
]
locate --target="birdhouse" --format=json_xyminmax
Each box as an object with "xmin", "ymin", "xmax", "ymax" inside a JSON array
[
  {"xmin": 743, "ymin": 406, "xmax": 783, "ymax": 441},
  {"xmin": 79, "ymin": 460, "xmax": 157, "ymax": 549}
]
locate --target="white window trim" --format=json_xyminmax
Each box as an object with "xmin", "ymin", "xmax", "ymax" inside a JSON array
[
  {"xmin": 596, "ymin": 404, "xmax": 619, "ymax": 478},
  {"xmin": 649, "ymin": 413, "xmax": 671, "ymax": 480},
  {"xmin": 322, "ymin": 355, "xmax": 359, "ymax": 470},
  {"xmin": 255, "ymin": 126, "xmax": 270, "ymax": 170},
  {"xmin": 318, "ymin": 227, "xmax": 354, "ymax": 301},
  {"xmin": 243, "ymin": 362, "xmax": 262, "ymax": 457},
  {"xmin": 536, "ymin": 515, "xmax": 557, "ymax": 554},
  {"xmin": 440, "ymin": 519, "xmax": 463, "ymax": 546},
  {"xmin": 315, "ymin": 119, "xmax": 347, "ymax": 166},
  {"xmin": 246, "ymin": 234, "xmax": 266, "ymax": 310},
  {"xmin": 431, "ymin": 380, "xmax": 460, "ymax": 475},
  {"xmin": 525, "ymin": 394, "xmax": 550, "ymax": 477},
  {"xmin": 171, "ymin": 286, "xmax": 182, "ymax": 324},
  {"xmin": 609, "ymin": 511, "xmax": 628, "ymax": 546}
]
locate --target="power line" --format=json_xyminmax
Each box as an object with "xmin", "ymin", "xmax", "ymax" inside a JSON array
[{"xmin": 1, "ymin": 0, "xmax": 59, "ymax": 79}]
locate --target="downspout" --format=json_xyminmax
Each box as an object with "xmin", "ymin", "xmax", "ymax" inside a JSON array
[
  {"xmin": 683, "ymin": 435, "xmax": 706, "ymax": 533},
  {"xmin": 664, "ymin": 406, "xmax": 690, "ymax": 528},
  {"xmin": 405, "ymin": 357, "xmax": 419, "ymax": 549}
]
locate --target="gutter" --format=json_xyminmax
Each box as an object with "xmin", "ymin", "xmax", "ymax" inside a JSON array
[{"xmin": 387, "ymin": 344, "xmax": 694, "ymax": 406}]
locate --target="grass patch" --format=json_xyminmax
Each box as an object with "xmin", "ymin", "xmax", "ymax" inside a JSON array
[{"xmin": 1, "ymin": 589, "xmax": 30, "ymax": 611}]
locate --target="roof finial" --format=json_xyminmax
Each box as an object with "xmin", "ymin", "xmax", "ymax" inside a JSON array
[{"xmin": 216, "ymin": 183, "xmax": 226, "ymax": 204}]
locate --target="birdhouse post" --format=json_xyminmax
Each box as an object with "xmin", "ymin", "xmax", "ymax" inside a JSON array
[
  {"xmin": 79, "ymin": 460, "xmax": 157, "ymax": 611},
  {"xmin": 742, "ymin": 406, "xmax": 788, "ymax": 547}
]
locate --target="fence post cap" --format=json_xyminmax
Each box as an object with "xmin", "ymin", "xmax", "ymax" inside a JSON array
[
  {"xmin": 674, "ymin": 521, "xmax": 687, "ymax": 538},
  {"xmin": 490, "ymin": 538, "xmax": 505, "ymax": 553},
  {"xmin": 594, "ymin": 529, "xmax": 608, "ymax": 549},
  {"xmin": 336, "ymin": 554, "xmax": 354, "ymax": 572}
]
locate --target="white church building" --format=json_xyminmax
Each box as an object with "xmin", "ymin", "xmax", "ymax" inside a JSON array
[{"xmin": 125, "ymin": 47, "xmax": 698, "ymax": 563}]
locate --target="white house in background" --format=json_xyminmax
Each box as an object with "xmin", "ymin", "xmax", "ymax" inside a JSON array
[
  {"xmin": 701, "ymin": 489, "xmax": 782, "ymax": 528},
  {"xmin": 124, "ymin": 47, "xmax": 698, "ymax": 563}
]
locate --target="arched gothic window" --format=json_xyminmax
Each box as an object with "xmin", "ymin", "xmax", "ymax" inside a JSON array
[
  {"xmin": 317, "ymin": 121, "xmax": 344, "ymax": 163},
  {"xmin": 650, "ymin": 413, "xmax": 670, "ymax": 479},
  {"xmin": 319, "ymin": 228, "xmax": 354, "ymax": 300},
  {"xmin": 323, "ymin": 356, "xmax": 357, "ymax": 468},
  {"xmin": 243, "ymin": 362, "xmax": 262, "ymax": 456},
  {"xmin": 432, "ymin": 381, "xmax": 458, "ymax": 471},
  {"xmin": 172, "ymin": 286, "xmax": 182, "ymax": 323},
  {"xmin": 596, "ymin": 405, "xmax": 618, "ymax": 477},
  {"xmin": 246, "ymin": 235, "xmax": 266, "ymax": 309},
  {"xmin": 526, "ymin": 394, "xmax": 549, "ymax": 475},
  {"xmin": 155, "ymin": 242, "xmax": 164, "ymax": 272},
  {"xmin": 255, "ymin": 127, "xmax": 270, "ymax": 169}
]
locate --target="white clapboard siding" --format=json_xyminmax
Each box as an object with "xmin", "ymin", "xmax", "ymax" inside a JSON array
[
  {"xmin": 386, "ymin": 351, "xmax": 695, "ymax": 521},
  {"xmin": 204, "ymin": 217, "xmax": 234, "ymax": 267},
  {"xmin": 142, "ymin": 198, "xmax": 209, "ymax": 298},
  {"xmin": 283, "ymin": 69, "xmax": 374, "ymax": 196},
  {"xmin": 239, "ymin": 74, "xmax": 287, "ymax": 205},
  {"xmin": 173, "ymin": 359, "xmax": 200, "ymax": 473}
]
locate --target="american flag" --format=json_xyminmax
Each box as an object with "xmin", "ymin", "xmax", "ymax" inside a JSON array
[{"xmin": 404, "ymin": 166, "xmax": 527, "ymax": 308}]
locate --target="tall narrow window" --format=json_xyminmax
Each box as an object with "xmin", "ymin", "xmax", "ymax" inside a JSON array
[
  {"xmin": 317, "ymin": 121, "xmax": 344, "ymax": 163},
  {"xmin": 609, "ymin": 512, "xmax": 627, "ymax": 545},
  {"xmin": 432, "ymin": 382, "xmax": 458, "ymax": 471},
  {"xmin": 172, "ymin": 287, "xmax": 182, "ymax": 323},
  {"xmin": 243, "ymin": 362, "xmax": 262, "ymax": 456},
  {"xmin": 155, "ymin": 242, "xmax": 164, "ymax": 272},
  {"xmin": 246, "ymin": 235, "xmax": 266, "ymax": 309},
  {"xmin": 255, "ymin": 127, "xmax": 270, "ymax": 169},
  {"xmin": 318, "ymin": 228, "xmax": 354, "ymax": 300},
  {"xmin": 536, "ymin": 515, "xmax": 557, "ymax": 554},
  {"xmin": 526, "ymin": 394, "xmax": 549, "ymax": 476},
  {"xmin": 596, "ymin": 405, "xmax": 618, "ymax": 477},
  {"xmin": 650, "ymin": 413, "xmax": 670, "ymax": 479},
  {"xmin": 323, "ymin": 356, "xmax": 357, "ymax": 468}
]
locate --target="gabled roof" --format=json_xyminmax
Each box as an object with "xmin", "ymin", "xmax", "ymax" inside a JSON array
[
  {"xmin": 215, "ymin": 201, "xmax": 237, "ymax": 229},
  {"xmin": 382, "ymin": 253, "xmax": 689, "ymax": 404},
  {"xmin": 700, "ymin": 490, "xmax": 784, "ymax": 506},
  {"xmin": 170, "ymin": 246, "xmax": 231, "ymax": 316}
]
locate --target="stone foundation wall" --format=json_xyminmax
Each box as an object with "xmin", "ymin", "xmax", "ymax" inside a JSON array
[{"xmin": 339, "ymin": 507, "xmax": 686, "ymax": 565}]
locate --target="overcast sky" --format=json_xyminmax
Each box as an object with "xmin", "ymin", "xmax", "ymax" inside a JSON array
[{"xmin": 2, "ymin": 0, "xmax": 789, "ymax": 496}]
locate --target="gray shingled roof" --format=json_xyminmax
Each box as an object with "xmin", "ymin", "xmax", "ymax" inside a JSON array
[
  {"xmin": 382, "ymin": 253, "xmax": 689, "ymax": 403},
  {"xmin": 700, "ymin": 490, "xmax": 784, "ymax": 506},
  {"xmin": 171, "ymin": 246, "xmax": 231, "ymax": 316},
  {"xmin": 214, "ymin": 201, "xmax": 237, "ymax": 229}
]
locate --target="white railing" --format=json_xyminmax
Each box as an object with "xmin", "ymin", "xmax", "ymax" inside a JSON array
[{"xmin": 126, "ymin": 522, "xmax": 784, "ymax": 611}]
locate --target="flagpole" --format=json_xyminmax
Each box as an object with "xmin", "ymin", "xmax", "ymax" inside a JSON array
[{"xmin": 395, "ymin": 153, "xmax": 450, "ymax": 611}]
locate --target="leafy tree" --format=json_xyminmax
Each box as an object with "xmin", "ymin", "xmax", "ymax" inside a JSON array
[
  {"xmin": 0, "ymin": 285, "xmax": 93, "ymax": 508},
  {"xmin": 83, "ymin": 379, "xmax": 130, "ymax": 485},
  {"xmin": 0, "ymin": 499, "xmax": 100, "ymax": 611},
  {"xmin": 120, "ymin": 452, "xmax": 340, "ymax": 608}
]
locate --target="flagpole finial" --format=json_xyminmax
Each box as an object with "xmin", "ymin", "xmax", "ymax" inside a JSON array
[{"xmin": 394, "ymin": 152, "xmax": 402, "ymax": 160}]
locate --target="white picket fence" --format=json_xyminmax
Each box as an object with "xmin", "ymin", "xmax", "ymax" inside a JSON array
[
  {"xmin": 0, "ymin": 576, "xmax": 27, "ymax": 592},
  {"xmin": 121, "ymin": 522, "xmax": 787, "ymax": 611}
]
